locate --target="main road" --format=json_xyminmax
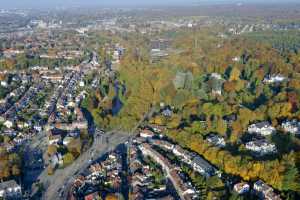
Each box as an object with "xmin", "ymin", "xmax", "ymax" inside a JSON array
[
  {"xmin": 57, "ymin": 107, "xmax": 156, "ymax": 200},
  {"xmin": 39, "ymin": 130, "xmax": 130, "ymax": 200},
  {"xmin": 36, "ymin": 105, "xmax": 156, "ymax": 200}
]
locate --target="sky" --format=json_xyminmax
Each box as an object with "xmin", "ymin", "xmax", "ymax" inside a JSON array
[{"xmin": 1, "ymin": 0, "xmax": 299, "ymax": 9}]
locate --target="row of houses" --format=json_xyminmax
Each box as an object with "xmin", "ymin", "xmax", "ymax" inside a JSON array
[
  {"xmin": 138, "ymin": 143, "xmax": 198, "ymax": 200},
  {"xmin": 71, "ymin": 152, "xmax": 123, "ymax": 200},
  {"xmin": 208, "ymin": 72, "xmax": 287, "ymax": 96},
  {"xmin": 233, "ymin": 180, "xmax": 281, "ymax": 200},
  {"xmin": 245, "ymin": 119, "xmax": 300, "ymax": 155},
  {"xmin": 129, "ymin": 144, "xmax": 172, "ymax": 200},
  {"xmin": 141, "ymin": 128, "xmax": 282, "ymax": 199},
  {"xmin": 0, "ymin": 82, "xmax": 30, "ymax": 116},
  {"xmin": 245, "ymin": 122, "xmax": 277, "ymax": 156},
  {"xmin": 148, "ymin": 137, "xmax": 216, "ymax": 178}
]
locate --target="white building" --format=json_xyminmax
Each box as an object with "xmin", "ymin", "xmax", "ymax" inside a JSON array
[
  {"xmin": 254, "ymin": 180, "xmax": 281, "ymax": 200},
  {"xmin": 140, "ymin": 129, "xmax": 155, "ymax": 138},
  {"xmin": 48, "ymin": 135, "xmax": 61, "ymax": 145},
  {"xmin": 282, "ymin": 120, "xmax": 300, "ymax": 135},
  {"xmin": 0, "ymin": 81, "xmax": 7, "ymax": 87},
  {"xmin": 248, "ymin": 122, "xmax": 276, "ymax": 136},
  {"xmin": 4, "ymin": 120, "xmax": 14, "ymax": 129},
  {"xmin": 233, "ymin": 182, "xmax": 250, "ymax": 194},
  {"xmin": 245, "ymin": 140, "xmax": 277, "ymax": 156},
  {"xmin": 263, "ymin": 74, "xmax": 286, "ymax": 84},
  {"xmin": 0, "ymin": 180, "xmax": 22, "ymax": 199},
  {"xmin": 63, "ymin": 136, "xmax": 74, "ymax": 146},
  {"xmin": 79, "ymin": 81, "xmax": 85, "ymax": 87},
  {"xmin": 232, "ymin": 57, "xmax": 241, "ymax": 62},
  {"xmin": 211, "ymin": 73, "xmax": 222, "ymax": 80},
  {"xmin": 207, "ymin": 134, "xmax": 226, "ymax": 148}
]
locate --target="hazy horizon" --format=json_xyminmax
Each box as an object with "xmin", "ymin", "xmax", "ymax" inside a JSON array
[{"xmin": 1, "ymin": 0, "xmax": 300, "ymax": 9}]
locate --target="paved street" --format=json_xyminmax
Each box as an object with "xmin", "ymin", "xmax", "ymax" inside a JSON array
[
  {"xmin": 26, "ymin": 104, "xmax": 155, "ymax": 200},
  {"xmin": 39, "ymin": 130, "xmax": 130, "ymax": 200}
]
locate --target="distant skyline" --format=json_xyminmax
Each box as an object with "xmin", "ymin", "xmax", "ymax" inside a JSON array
[{"xmin": 1, "ymin": 0, "xmax": 300, "ymax": 9}]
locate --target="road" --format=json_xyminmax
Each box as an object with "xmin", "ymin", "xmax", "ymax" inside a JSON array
[
  {"xmin": 40, "ymin": 130, "xmax": 130, "ymax": 200},
  {"xmin": 32, "ymin": 102, "xmax": 156, "ymax": 200}
]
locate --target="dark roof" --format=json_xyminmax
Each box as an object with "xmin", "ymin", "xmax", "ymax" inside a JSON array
[
  {"xmin": 49, "ymin": 128, "xmax": 66, "ymax": 136},
  {"xmin": 254, "ymin": 122, "xmax": 271, "ymax": 128},
  {"xmin": 192, "ymin": 156, "xmax": 215, "ymax": 173}
]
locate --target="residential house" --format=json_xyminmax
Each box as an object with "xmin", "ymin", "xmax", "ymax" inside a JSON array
[
  {"xmin": 50, "ymin": 153, "xmax": 63, "ymax": 168},
  {"xmin": 3, "ymin": 49, "xmax": 24, "ymax": 58},
  {"xmin": 245, "ymin": 140, "xmax": 277, "ymax": 156},
  {"xmin": 4, "ymin": 120, "xmax": 14, "ymax": 129},
  {"xmin": 149, "ymin": 124, "xmax": 165, "ymax": 133},
  {"xmin": 68, "ymin": 130, "xmax": 80, "ymax": 138},
  {"xmin": 282, "ymin": 120, "xmax": 300, "ymax": 135},
  {"xmin": 263, "ymin": 74, "xmax": 286, "ymax": 84},
  {"xmin": 172, "ymin": 145, "xmax": 190, "ymax": 161},
  {"xmin": 233, "ymin": 182, "xmax": 250, "ymax": 194},
  {"xmin": 206, "ymin": 134, "xmax": 226, "ymax": 148},
  {"xmin": 55, "ymin": 121, "xmax": 88, "ymax": 131},
  {"xmin": 0, "ymin": 81, "xmax": 7, "ymax": 87},
  {"xmin": 151, "ymin": 139, "xmax": 174, "ymax": 151},
  {"xmin": 84, "ymin": 192, "xmax": 100, "ymax": 200},
  {"xmin": 161, "ymin": 106, "xmax": 173, "ymax": 117},
  {"xmin": 211, "ymin": 73, "xmax": 222, "ymax": 80},
  {"xmin": 3, "ymin": 129, "xmax": 17, "ymax": 137},
  {"xmin": 139, "ymin": 143, "xmax": 173, "ymax": 172},
  {"xmin": 191, "ymin": 156, "xmax": 216, "ymax": 177},
  {"xmin": 87, "ymin": 163, "xmax": 103, "ymax": 179},
  {"xmin": 232, "ymin": 56, "xmax": 241, "ymax": 62},
  {"xmin": 63, "ymin": 136, "xmax": 74, "ymax": 146},
  {"xmin": 0, "ymin": 180, "xmax": 22, "ymax": 199},
  {"xmin": 140, "ymin": 129, "xmax": 155, "ymax": 138},
  {"xmin": 48, "ymin": 134, "xmax": 62, "ymax": 145},
  {"xmin": 210, "ymin": 73, "xmax": 224, "ymax": 96},
  {"xmin": 34, "ymin": 125, "xmax": 42, "ymax": 132},
  {"xmin": 248, "ymin": 122, "xmax": 276, "ymax": 136},
  {"xmin": 223, "ymin": 114, "xmax": 237, "ymax": 124},
  {"xmin": 254, "ymin": 180, "xmax": 281, "ymax": 200}
]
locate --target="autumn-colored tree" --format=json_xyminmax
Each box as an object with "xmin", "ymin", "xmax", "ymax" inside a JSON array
[
  {"xmin": 47, "ymin": 166, "xmax": 54, "ymax": 175},
  {"xmin": 67, "ymin": 138, "xmax": 82, "ymax": 158},
  {"xmin": 254, "ymin": 68, "xmax": 265, "ymax": 82},
  {"xmin": 216, "ymin": 118, "xmax": 227, "ymax": 136},
  {"xmin": 167, "ymin": 114, "xmax": 181, "ymax": 129},
  {"xmin": 229, "ymin": 67, "xmax": 241, "ymax": 81},
  {"xmin": 11, "ymin": 165, "xmax": 20, "ymax": 176},
  {"xmin": 289, "ymin": 79, "xmax": 300, "ymax": 90},
  {"xmin": 267, "ymin": 102, "xmax": 292, "ymax": 119},
  {"xmin": 230, "ymin": 120, "xmax": 243, "ymax": 143},
  {"xmin": 223, "ymin": 81, "xmax": 236, "ymax": 93},
  {"xmin": 63, "ymin": 153, "xmax": 75, "ymax": 166},
  {"xmin": 47, "ymin": 145, "xmax": 58, "ymax": 156},
  {"xmin": 105, "ymin": 194, "xmax": 118, "ymax": 200}
]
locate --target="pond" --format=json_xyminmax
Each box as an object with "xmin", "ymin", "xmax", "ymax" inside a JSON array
[{"xmin": 111, "ymin": 81, "xmax": 125, "ymax": 116}]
